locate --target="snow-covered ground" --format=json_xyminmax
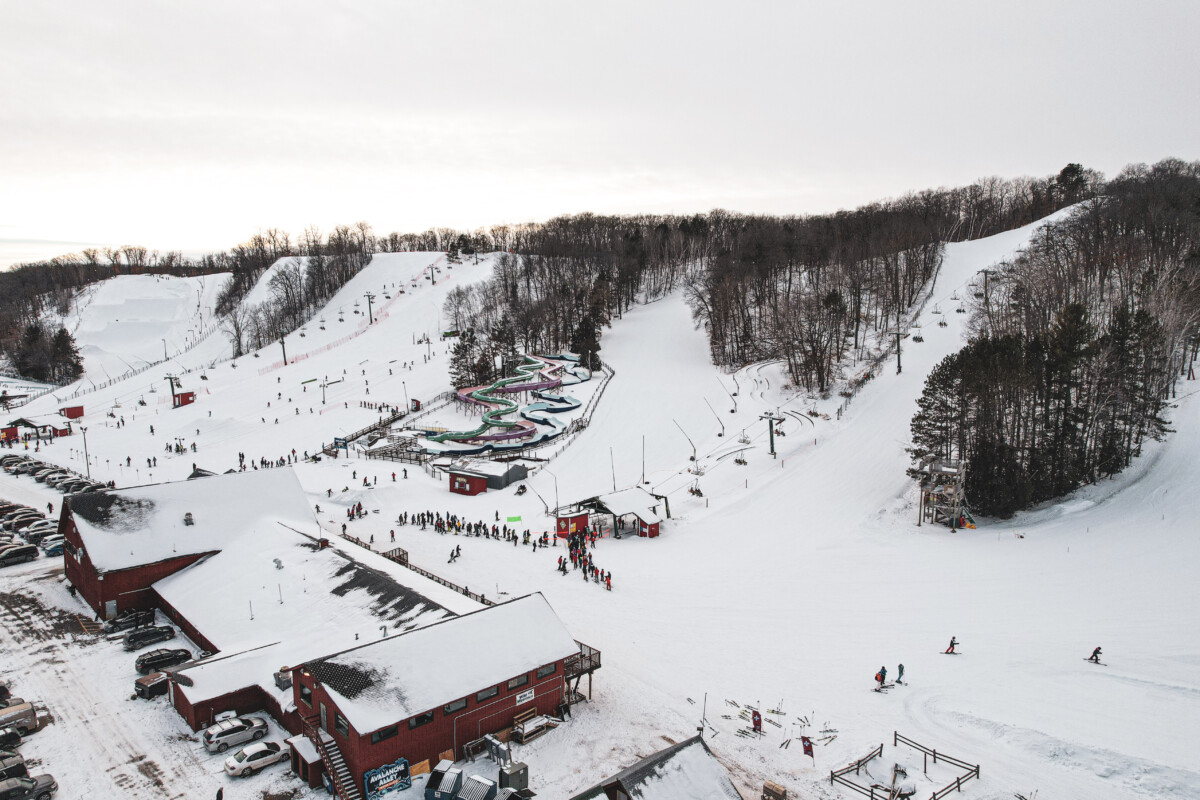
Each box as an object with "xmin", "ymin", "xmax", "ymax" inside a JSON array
[{"xmin": 3, "ymin": 222, "xmax": 1198, "ymax": 800}]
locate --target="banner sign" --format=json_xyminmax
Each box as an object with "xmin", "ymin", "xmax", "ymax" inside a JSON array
[
  {"xmin": 364, "ymin": 757, "xmax": 411, "ymax": 799},
  {"xmin": 515, "ymin": 688, "xmax": 535, "ymax": 704},
  {"xmin": 334, "ymin": 437, "xmax": 348, "ymax": 451}
]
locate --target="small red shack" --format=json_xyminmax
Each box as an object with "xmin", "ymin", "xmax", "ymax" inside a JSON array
[
  {"xmin": 448, "ymin": 469, "xmax": 487, "ymax": 496},
  {"xmin": 173, "ymin": 391, "xmax": 196, "ymax": 409},
  {"xmin": 556, "ymin": 512, "xmax": 589, "ymax": 538},
  {"xmin": 59, "ymin": 405, "xmax": 84, "ymax": 420}
]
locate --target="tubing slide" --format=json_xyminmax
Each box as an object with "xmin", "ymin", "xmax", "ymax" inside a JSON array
[{"xmin": 419, "ymin": 354, "xmax": 591, "ymax": 453}]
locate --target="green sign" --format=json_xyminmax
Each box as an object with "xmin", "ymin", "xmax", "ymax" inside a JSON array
[{"xmin": 507, "ymin": 515, "xmax": 522, "ymax": 522}]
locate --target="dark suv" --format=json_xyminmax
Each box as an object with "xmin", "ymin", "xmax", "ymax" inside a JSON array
[
  {"xmin": 0, "ymin": 755, "xmax": 26, "ymax": 781},
  {"xmin": 0, "ymin": 774, "xmax": 57, "ymax": 800},
  {"xmin": 103, "ymin": 610, "xmax": 155, "ymax": 633},
  {"xmin": 122, "ymin": 626, "xmax": 176, "ymax": 651},
  {"xmin": 0, "ymin": 548, "xmax": 37, "ymax": 568},
  {"xmin": 135, "ymin": 649, "xmax": 192, "ymax": 675}
]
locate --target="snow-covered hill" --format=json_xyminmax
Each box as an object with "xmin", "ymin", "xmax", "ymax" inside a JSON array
[{"xmin": 7, "ymin": 223, "xmax": 1198, "ymax": 800}]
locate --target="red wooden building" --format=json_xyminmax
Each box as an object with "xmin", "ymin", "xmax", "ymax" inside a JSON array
[
  {"xmin": 448, "ymin": 468, "xmax": 488, "ymax": 496},
  {"xmin": 58, "ymin": 405, "xmax": 84, "ymax": 420},
  {"xmin": 60, "ymin": 469, "xmax": 316, "ymax": 619},
  {"xmin": 288, "ymin": 594, "xmax": 595, "ymax": 796}
]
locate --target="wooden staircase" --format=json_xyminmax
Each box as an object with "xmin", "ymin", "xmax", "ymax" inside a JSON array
[{"xmin": 302, "ymin": 714, "xmax": 363, "ymax": 800}]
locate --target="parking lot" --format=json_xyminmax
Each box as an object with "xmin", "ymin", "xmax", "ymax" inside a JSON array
[{"xmin": 1, "ymin": 466, "xmax": 315, "ymax": 800}]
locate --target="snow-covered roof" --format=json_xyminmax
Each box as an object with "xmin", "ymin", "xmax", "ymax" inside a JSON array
[
  {"xmin": 594, "ymin": 487, "xmax": 662, "ymax": 524},
  {"xmin": 160, "ymin": 524, "xmax": 480, "ymax": 702},
  {"xmin": 67, "ymin": 468, "xmax": 317, "ymax": 572},
  {"xmin": 453, "ymin": 460, "xmax": 513, "ymax": 478},
  {"xmin": 303, "ymin": 593, "xmax": 578, "ymax": 734},
  {"xmin": 569, "ymin": 736, "xmax": 741, "ymax": 800}
]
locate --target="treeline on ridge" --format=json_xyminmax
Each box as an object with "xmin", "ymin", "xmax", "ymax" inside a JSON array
[{"xmin": 909, "ymin": 159, "xmax": 1200, "ymax": 517}]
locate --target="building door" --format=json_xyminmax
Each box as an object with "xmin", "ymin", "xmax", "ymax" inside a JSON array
[
  {"xmin": 104, "ymin": 600, "xmax": 117, "ymax": 620},
  {"xmin": 319, "ymin": 702, "xmax": 328, "ymax": 732}
]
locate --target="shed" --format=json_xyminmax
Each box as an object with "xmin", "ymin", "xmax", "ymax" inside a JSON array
[
  {"xmin": 460, "ymin": 460, "xmax": 528, "ymax": 491},
  {"xmin": 173, "ymin": 391, "xmax": 197, "ymax": 409},
  {"xmin": 449, "ymin": 469, "xmax": 488, "ymax": 496},
  {"xmin": 59, "ymin": 405, "xmax": 84, "ymax": 420}
]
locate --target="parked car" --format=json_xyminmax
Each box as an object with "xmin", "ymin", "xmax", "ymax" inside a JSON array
[
  {"xmin": 0, "ymin": 681, "xmax": 9, "ymax": 702},
  {"xmin": 0, "ymin": 702, "xmax": 23, "ymax": 713},
  {"xmin": 57, "ymin": 481, "xmax": 88, "ymax": 494},
  {"xmin": 202, "ymin": 717, "xmax": 268, "ymax": 753},
  {"xmin": 103, "ymin": 609, "xmax": 155, "ymax": 633},
  {"xmin": 135, "ymin": 649, "xmax": 192, "ymax": 675},
  {"xmin": 20, "ymin": 530, "xmax": 52, "ymax": 546},
  {"xmin": 0, "ymin": 730, "xmax": 20, "ymax": 751},
  {"xmin": 223, "ymin": 741, "xmax": 287, "ymax": 777},
  {"xmin": 43, "ymin": 475, "xmax": 71, "ymax": 488},
  {"xmin": 0, "ymin": 774, "xmax": 58, "ymax": 800},
  {"xmin": 0, "ymin": 548, "xmax": 38, "ymax": 568},
  {"xmin": 9, "ymin": 463, "xmax": 42, "ymax": 476},
  {"xmin": 0, "ymin": 754, "xmax": 26, "ymax": 781},
  {"xmin": 32, "ymin": 470, "xmax": 62, "ymax": 484},
  {"xmin": 36, "ymin": 535, "xmax": 63, "ymax": 549},
  {"xmin": 122, "ymin": 626, "xmax": 176, "ymax": 651},
  {"xmin": 7, "ymin": 519, "xmax": 44, "ymax": 535},
  {"xmin": 0, "ymin": 705, "xmax": 36, "ymax": 737},
  {"xmin": 38, "ymin": 543, "xmax": 63, "ymax": 558}
]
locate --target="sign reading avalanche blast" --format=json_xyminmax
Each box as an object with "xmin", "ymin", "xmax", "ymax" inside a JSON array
[{"xmin": 364, "ymin": 757, "xmax": 411, "ymax": 799}]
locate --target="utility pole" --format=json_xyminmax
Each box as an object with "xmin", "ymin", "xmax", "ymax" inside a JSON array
[
  {"xmin": 402, "ymin": 380, "xmax": 409, "ymax": 412},
  {"xmin": 760, "ymin": 411, "xmax": 785, "ymax": 458},
  {"xmin": 161, "ymin": 339, "xmax": 168, "ymax": 361},
  {"xmin": 280, "ymin": 337, "xmax": 288, "ymax": 366},
  {"xmin": 80, "ymin": 425, "xmax": 90, "ymax": 479},
  {"xmin": 363, "ymin": 292, "xmax": 375, "ymax": 324},
  {"xmin": 703, "ymin": 398, "xmax": 725, "ymax": 437}
]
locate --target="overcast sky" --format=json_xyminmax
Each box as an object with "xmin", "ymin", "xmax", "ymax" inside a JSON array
[{"xmin": 2, "ymin": 0, "xmax": 1198, "ymax": 266}]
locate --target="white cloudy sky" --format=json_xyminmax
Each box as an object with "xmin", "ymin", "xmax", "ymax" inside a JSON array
[{"xmin": 2, "ymin": 0, "xmax": 1198, "ymax": 265}]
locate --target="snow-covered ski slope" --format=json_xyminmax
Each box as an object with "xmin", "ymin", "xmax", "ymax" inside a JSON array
[
  {"xmin": 54, "ymin": 272, "xmax": 232, "ymax": 384},
  {"xmin": 8, "ymin": 218, "xmax": 1198, "ymax": 799}
]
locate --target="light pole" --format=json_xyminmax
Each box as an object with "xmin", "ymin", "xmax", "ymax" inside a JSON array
[
  {"xmin": 80, "ymin": 426, "xmax": 91, "ymax": 479},
  {"xmin": 161, "ymin": 339, "xmax": 168, "ymax": 361},
  {"xmin": 402, "ymin": 381, "xmax": 409, "ymax": 412},
  {"xmin": 543, "ymin": 469, "xmax": 560, "ymax": 515}
]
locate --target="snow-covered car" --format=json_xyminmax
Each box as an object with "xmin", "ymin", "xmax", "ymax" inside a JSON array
[
  {"xmin": 223, "ymin": 741, "xmax": 288, "ymax": 776},
  {"xmin": 202, "ymin": 717, "xmax": 268, "ymax": 753},
  {"xmin": 0, "ymin": 773, "xmax": 58, "ymax": 799}
]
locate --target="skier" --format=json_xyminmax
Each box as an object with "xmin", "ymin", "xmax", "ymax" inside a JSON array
[
  {"xmin": 897, "ymin": 663, "xmax": 905, "ymax": 684},
  {"xmin": 390, "ymin": 530, "xmax": 395, "ymax": 542},
  {"xmin": 47, "ymin": 502, "xmax": 53, "ymax": 514},
  {"xmin": 879, "ymin": 665, "xmax": 888, "ymax": 687},
  {"xmin": 341, "ymin": 523, "xmax": 347, "ymax": 535},
  {"xmin": 945, "ymin": 636, "xmax": 958, "ymax": 654},
  {"xmin": 1088, "ymin": 646, "xmax": 1102, "ymax": 663}
]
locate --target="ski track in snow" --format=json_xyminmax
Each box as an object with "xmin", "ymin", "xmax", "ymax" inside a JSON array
[{"xmin": 4, "ymin": 223, "xmax": 1199, "ymax": 799}]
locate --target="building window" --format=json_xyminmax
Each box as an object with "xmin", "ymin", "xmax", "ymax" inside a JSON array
[
  {"xmin": 299, "ymin": 684, "xmax": 312, "ymax": 707},
  {"xmin": 536, "ymin": 663, "xmax": 557, "ymax": 679},
  {"xmin": 444, "ymin": 698, "xmax": 467, "ymax": 715},
  {"xmin": 507, "ymin": 674, "xmax": 529, "ymax": 691},
  {"xmin": 476, "ymin": 685, "xmax": 499, "ymax": 703},
  {"xmin": 334, "ymin": 712, "xmax": 350, "ymax": 737},
  {"xmin": 408, "ymin": 711, "xmax": 434, "ymax": 730},
  {"xmin": 370, "ymin": 724, "xmax": 398, "ymax": 745}
]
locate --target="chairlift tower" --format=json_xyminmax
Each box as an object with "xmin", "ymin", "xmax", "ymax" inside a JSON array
[{"xmin": 759, "ymin": 411, "xmax": 785, "ymax": 457}]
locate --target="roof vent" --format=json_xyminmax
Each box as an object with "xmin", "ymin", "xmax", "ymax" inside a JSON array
[{"xmin": 183, "ymin": 512, "xmax": 194, "ymax": 526}]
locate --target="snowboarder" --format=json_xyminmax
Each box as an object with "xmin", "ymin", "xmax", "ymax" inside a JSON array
[
  {"xmin": 945, "ymin": 636, "xmax": 958, "ymax": 654},
  {"xmin": 402, "ymin": 468, "xmax": 407, "ymax": 479},
  {"xmin": 897, "ymin": 663, "xmax": 905, "ymax": 684},
  {"xmin": 1088, "ymin": 646, "xmax": 1102, "ymax": 663}
]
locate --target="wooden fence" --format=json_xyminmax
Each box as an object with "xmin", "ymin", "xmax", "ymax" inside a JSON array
[
  {"xmin": 830, "ymin": 744, "xmax": 884, "ymax": 797},
  {"xmin": 893, "ymin": 732, "xmax": 981, "ymax": 799}
]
